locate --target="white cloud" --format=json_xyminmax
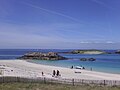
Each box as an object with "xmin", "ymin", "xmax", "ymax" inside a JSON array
[
  {"xmin": 79, "ymin": 41, "xmax": 116, "ymax": 44},
  {"xmin": 105, "ymin": 41, "xmax": 115, "ymax": 44},
  {"xmin": 0, "ymin": 22, "xmax": 118, "ymax": 49}
]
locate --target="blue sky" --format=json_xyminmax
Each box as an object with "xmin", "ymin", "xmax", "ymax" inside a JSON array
[{"xmin": 0, "ymin": 0, "xmax": 120, "ymax": 49}]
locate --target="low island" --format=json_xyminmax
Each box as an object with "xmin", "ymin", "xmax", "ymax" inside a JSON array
[
  {"xmin": 71, "ymin": 49, "xmax": 106, "ymax": 54},
  {"xmin": 115, "ymin": 50, "xmax": 120, "ymax": 54},
  {"xmin": 18, "ymin": 52, "xmax": 67, "ymax": 60}
]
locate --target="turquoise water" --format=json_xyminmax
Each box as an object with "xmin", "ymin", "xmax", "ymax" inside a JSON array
[
  {"xmin": 0, "ymin": 49, "xmax": 120, "ymax": 74},
  {"xmin": 30, "ymin": 54, "xmax": 120, "ymax": 74}
]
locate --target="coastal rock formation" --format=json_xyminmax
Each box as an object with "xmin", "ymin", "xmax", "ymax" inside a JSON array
[
  {"xmin": 71, "ymin": 50, "xmax": 106, "ymax": 54},
  {"xmin": 80, "ymin": 58, "xmax": 87, "ymax": 61},
  {"xmin": 115, "ymin": 50, "xmax": 120, "ymax": 54},
  {"xmin": 80, "ymin": 58, "xmax": 96, "ymax": 61},
  {"xmin": 18, "ymin": 52, "xmax": 67, "ymax": 60},
  {"xmin": 88, "ymin": 58, "xmax": 96, "ymax": 61}
]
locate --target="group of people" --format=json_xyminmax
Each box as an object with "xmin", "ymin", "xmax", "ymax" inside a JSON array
[
  {"xmin": 52, "ymin": 70, "xmax": 61, "ymax": 77},
  {"xmin": 41, "ymin": 70, "xmax": 61, "ymax": 77}
]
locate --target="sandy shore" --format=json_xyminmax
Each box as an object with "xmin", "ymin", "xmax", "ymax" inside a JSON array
[{"xmin": 0, "ymin": 59, "xmax": 120, "ymax": 80}]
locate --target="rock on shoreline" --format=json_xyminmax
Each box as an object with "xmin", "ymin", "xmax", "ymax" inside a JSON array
[{"xmin": 18, "ymin": 52, "xmax": 67, "ymax": 60}]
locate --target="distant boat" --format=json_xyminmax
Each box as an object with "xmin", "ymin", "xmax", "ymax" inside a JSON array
[{"xmin": 75, "ymin": 66, "xmax": 83, "ymax": 69}]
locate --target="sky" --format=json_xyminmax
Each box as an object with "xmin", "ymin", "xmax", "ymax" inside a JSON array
[{"xmin": 0, "ymin": 0, "xmax": 120, "ymax": 49}]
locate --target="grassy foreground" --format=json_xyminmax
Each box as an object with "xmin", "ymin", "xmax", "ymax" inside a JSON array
[{"xmin": 0, "ymin": 83, "xmax": 120, "ymax": 90}]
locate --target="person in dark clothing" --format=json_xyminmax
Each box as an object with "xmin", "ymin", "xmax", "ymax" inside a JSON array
[
  {"xmin": 52, "ymin": 70, "xmax": 56, "ymax": 77},
  {"xmin": 71, "ymin": 66, "xmax": 73, "ymax": 69},
  {"xmin": 42, "ymin": 72, "xmax": 44, "ymax": 76},
  {"xmin": 56, "ymin": 70, "xmax": 60, "ymax": 76},
  {"xmin": 83, "ymin": 67, "xmax": 85, "ymax": 69}
]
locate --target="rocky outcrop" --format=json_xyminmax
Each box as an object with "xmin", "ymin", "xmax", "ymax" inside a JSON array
[
  {"xmin": 80, "ymin": 58, "xmax": 96, "ymax": 61},
  {"xmin": 18, "ymin": 52, "xmax": 67, "ymax": 60},
  {"xmin": 115, "ymin": 50, "xmax": 120, "ymax": 54}
]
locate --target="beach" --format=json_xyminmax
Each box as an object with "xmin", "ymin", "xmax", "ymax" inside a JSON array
[{"xmin": 0, "ymin": 59, "xmax": 120, "ymax": 80}]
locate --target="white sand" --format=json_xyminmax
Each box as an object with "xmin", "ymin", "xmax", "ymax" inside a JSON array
[{"xmin": 0, "ymin": 59, "xmax": 120, "ymax": 80}]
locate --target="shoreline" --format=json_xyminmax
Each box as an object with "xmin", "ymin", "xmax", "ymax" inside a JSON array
[
  {"xmin": 27, "ymin": 59, "xmax": 120, "ymax": 74},
  {"xmin": 0, "ymin": 59, "xmax": 120, "ymax": 80}
]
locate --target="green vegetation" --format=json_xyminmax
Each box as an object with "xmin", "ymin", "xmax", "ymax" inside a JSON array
[
  {"xmin": 72, "ymin": 50, "xmax": 106, "ymax": 54},
  {"xmin": 0, "ymin": 83, "xmax": 120, "ymax": 90}
]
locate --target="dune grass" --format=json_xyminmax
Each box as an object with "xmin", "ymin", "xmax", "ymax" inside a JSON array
[{"xmin": 0, "ymin": 83, "xmax": 120, "ymax": 90}]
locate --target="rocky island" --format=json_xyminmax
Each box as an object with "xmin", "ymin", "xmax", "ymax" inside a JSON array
[
  {"xmin": 18, "ymin": 52, "xmax": 67, "ymax": 60},
  {"xmin": 115, "ymin": 50, "xmax": 120, "ymax": 54},
  {"xmin": 71, "ymin": 49, "xmax": 106, "ymax": 54},
  {"xmin": 80, "ymin": 58, "xmax": 96, "ymax": 61}
]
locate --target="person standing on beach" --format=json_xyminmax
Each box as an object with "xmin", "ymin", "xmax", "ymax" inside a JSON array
[
  {"xmin": 52, "ymin": 70, "xmax": 56, "ymax": 77},
  {"xmin": 71, "ymin": 66, "xmax": 73, "ymax": 69},
  {"xmin": 82, "ymin": 66, "xmax": 85, "ymax": 69},
  {"xmin": 42, "ymin": 72, "xmax": 44, "ymax": 76},
  {"xmin": 56, "ymin": 70, "xmax": 60, "ymax": 76}
]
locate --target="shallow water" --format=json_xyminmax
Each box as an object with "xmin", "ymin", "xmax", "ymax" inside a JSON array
[{"xmin": 0, "ymin": 49, "xmax": 120, "ymax": 74}]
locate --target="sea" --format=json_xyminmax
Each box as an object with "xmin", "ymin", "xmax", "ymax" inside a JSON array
[{"xmin": 0, "ymin": 49, "xmax": 120, "ymax": 74}]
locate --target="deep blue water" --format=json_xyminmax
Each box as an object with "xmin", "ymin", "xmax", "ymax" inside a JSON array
[{"xmin": 0, "ymin": 49, "xmax": 120, "ymax": 74}]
